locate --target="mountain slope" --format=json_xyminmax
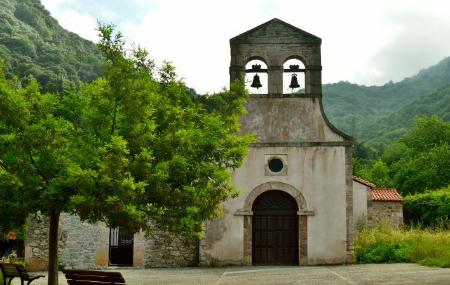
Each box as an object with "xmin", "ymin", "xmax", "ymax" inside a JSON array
[
  {"xmin": 362, "ymin": 85, "xmax": 450, "ymax": 150},
  {"xmin": 0, "ymin": 0, "xmax": 102, "ymax": 93},
  {"xmin": 322, "ymin": 57, "xmax": 450, "ymax": 138}
]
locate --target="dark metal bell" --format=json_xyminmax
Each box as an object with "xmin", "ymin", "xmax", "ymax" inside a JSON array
[
  {"xmin": 289, "ymin": 74, "xmax": 300, "ymax": 89},
  {"xmin": 251, "ymin": 74, "xmax": 262, "ymax": 89}
]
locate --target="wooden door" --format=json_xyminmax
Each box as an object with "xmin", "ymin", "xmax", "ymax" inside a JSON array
[{"xmin": 252, "ymin": 190, "xmax": 298, "ymax": 265}]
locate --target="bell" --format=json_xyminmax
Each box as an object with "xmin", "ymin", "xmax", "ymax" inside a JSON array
[
  {"xmin": 251, "ymin": 74, "xmax": 262, "ymax": 89},
  {"xmin": 289, "ymin": 73, "xmax": 300, "ymax": 89}
]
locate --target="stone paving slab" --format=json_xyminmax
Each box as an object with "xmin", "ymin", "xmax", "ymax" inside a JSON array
[{"xmin": 16, "ymin": 263, "xmax": 450, "ymax": 285}]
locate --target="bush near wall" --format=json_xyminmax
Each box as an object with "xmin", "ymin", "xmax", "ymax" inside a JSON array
[
  {"xmin": 403, "ymin": 185, "xmax": 450, "ymax": 228},
  {"xmin": 355, "ymin": 223, "xmax": 450, "ymax": 268}
]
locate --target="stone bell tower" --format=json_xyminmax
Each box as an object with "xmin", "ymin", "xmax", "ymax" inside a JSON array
[{"xmin": 200, "ymin": 18, "xmax": 353, "ymax": 266}]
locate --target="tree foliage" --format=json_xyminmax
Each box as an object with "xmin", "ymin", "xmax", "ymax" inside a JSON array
[
  {"xmin": 386, "ymin": 116, "xmax": 450, "ymax": 195},
  {"xmin": 403, "ymin": 185, "xmax": 450, "ymax": 228},
  {"xmin": 354, "ymin": 159, "xmax": 390, "ymax": 188},
  {"xmin": 0, "ymin": 24, "xmax": 252, "ymax": 284},
  {"xmin": 355, "ymin": 116, "xmax": 450, "ymax": 196},
  {"xmin": 0, "ymin": 0, "xmax": 102, "ymax": 93}
]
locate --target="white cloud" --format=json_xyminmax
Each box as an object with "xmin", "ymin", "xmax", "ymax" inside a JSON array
[
  {"xmin": 42, "ymin": 0, "xmax": 98, "ymax": 41},
  {"xmin": 57, "ymin": 9, "xmax": 98, "ymax": 41},
  {"xmin": 42, "ymin": 0, "xmax": 450, "ymax": 93}
]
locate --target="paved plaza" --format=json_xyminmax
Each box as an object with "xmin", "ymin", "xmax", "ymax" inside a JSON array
[{"xmin": 23, "ymin": 263, "xmax": 450, "ymax": 285}]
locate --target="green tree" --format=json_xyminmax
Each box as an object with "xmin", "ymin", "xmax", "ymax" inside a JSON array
[
  {"xmin": 386, "ymin": 116, "xmax": 450, "ymax": 195},
  {"xmin": 0, "ymin": 66, "xmax": 82, "ymax": 284},
  {"xmin": 354, "ymin": 159, "xmax": 391, "ymax": 187},
  {"xmin": 0, "ymin": 25, "xmax": 251, "ymax": 285}
]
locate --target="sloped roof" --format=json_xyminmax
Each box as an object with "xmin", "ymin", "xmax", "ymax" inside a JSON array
[
  {"xmin": 371, "ymin": 188, "xmax": 403, "ymax": 202},
  {"xmin": 230, "ymin": 18, "xmax": 321, "ymax": 44},
  {"xmin": 353, "ymin": 176, "xmax": 376, "ymax": 188}
]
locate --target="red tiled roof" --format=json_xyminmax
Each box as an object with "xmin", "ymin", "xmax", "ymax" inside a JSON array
[
  {"xmin": 371, "ymin": 188, "xmax": 403, "ymax": 202},
  {"xmin": 352, "ymin": 176, "xmax": 376, "ymax": 188}
]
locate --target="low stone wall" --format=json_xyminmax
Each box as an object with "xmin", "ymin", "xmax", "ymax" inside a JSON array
[
  {"xmin": 24, "ymin": 215, "xmax": 50, "ymax": 271},
  {"xmin": 25, "ymin": 213, "xmax": 198, "ymax": 270},
  {"xmin": 25, "ymin": 213, "xmax": 109, "ymax": 271},
  {"xmin": 144, "ymin": 230, "xmax": 198, "ymax": 267},
  {"xmin": 367, "ymin": 201, "xmax": 403, "ymax": 227},
  {"xmin": 58, "ymin": 214, "xmax": 110, "ymax": 269}
]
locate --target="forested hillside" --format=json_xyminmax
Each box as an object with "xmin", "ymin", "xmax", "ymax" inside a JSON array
[
  {"xmin": 363, "ymin": 86, "xmax": 450, "ymax": 150},
  {"xmin": 323, "ymin": 57, "xmax": 450, "ymax": 140},
  {"xmin": 0, "ymin": 0, "xmax": 102, "ymax": 93}
]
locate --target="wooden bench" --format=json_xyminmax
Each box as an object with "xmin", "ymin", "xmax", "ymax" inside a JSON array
[
  {"xmin": 0, "ymin": 263, "xmax": 44, "ymax": 285},
  {"xmin": 63, "ymin": 269, "xmax": 126, "ymax": 285}
]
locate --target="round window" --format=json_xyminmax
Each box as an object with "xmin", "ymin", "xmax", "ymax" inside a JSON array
[{"xmin": 268, "ymin": 158, "xmax": 284, "ymax": 173}]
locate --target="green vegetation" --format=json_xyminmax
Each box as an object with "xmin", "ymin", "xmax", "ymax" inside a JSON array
[
  {"xmin": 323, "ymin": 57, "xmax": 450, "ymax": 152},
  {"xmin": 363, "ymin": 86, "xmax": 450, "ymax": 151},
  {"xmin": 355, "ymin": 223, "xmax": 450, "ymax": 268},
  {"xmin": 355, "ymin": 116, "xmax": 450, "ymax": 227},
  {"xmin": 404, "ymin": 186, "xmax": 450, "ymax": 228},
  {"xmin": 0, "ymin": 24, "xmax": 251, "ymax": 285},
  {"xmin": 355, "ymin": 116, "xmax": 450, "ymax": 195},
  {"xmin": 0, "ymin": 0, "xmax": 102, "ymax": 93}
]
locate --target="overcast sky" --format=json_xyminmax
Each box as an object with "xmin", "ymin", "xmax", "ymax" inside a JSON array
[{"xmin": 42, "ymin": 0, "xmax": 450, "ymax": 94}]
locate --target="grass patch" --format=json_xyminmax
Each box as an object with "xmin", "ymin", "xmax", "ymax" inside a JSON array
[{"xmin": 355, "ymin": 222, "xmax": 450, "ymax": 267}]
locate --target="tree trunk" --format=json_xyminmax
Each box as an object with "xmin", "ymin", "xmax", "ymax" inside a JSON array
[{"xmin": 48, "ymin": 210, "xmax": 60, "ymax": 285}]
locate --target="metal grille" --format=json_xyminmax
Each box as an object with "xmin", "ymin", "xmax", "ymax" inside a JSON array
[
  {"xmin": 109, "ymin": 227, "xmax": 134, "ymax": 266},
  {"xmin": 110, "ymin": 227, "xmax": 133, "ymax": 246},
  {"xmin": 110, "ymin": 227, "xmax": 119, "ymax": 246}
]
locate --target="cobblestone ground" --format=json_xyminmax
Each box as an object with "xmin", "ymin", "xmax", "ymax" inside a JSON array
[{"xmin": 18, "ymin": 263, "xmax": 450, "ymax": 285}]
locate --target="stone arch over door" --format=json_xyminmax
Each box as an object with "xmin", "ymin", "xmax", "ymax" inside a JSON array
[
  {"xmin": 237, "ymin": 182, "xmax": 313, "ymax": 265},
  {"xmin": 242, "ymin": 182, "xmax": 309, "ymax": 213}
]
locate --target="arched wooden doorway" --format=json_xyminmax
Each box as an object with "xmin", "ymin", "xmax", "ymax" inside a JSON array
[{"xmin": 252, "ymin": 190, "xmax": 299, "ymax": 265}]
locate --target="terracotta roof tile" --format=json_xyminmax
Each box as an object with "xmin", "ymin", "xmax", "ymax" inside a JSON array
[
  {"xmin": 371, "ymin": 188, "xmax": 403, "ymax": 202},
  {"xmin": 353, "ymin": 176, "xmax": 376, "ymax": 188}
]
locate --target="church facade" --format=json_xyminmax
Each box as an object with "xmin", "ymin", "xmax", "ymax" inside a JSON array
[
  {"xmin": 24, "ymin": 19, "xmax": 403, "ymax": 270},
  {"xmin": 199, "ymin": 18, "xmax": 353, "ymax": 266}
]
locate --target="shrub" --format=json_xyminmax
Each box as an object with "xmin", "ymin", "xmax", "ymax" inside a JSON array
[
  {"xmin": 403, "ymin": 185, "xmax": 450, "ymax": 228},
  {"xmin": 355, "ymin": 223, "xmax": 450, "ymax": 268}
]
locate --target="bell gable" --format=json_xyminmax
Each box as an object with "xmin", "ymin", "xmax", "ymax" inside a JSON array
[{"xmin": 230, "ymin": 18, "xmax": 321, "ymax": 45}]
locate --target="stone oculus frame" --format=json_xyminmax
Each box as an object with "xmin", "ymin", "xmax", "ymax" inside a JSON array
[
  {"xmin": 200, "ymin": 18, "xmax": 353, "ymax": 266},
  {"xmin": 265, "ymin": 154, "xmax": 288, "ymax": 176}
]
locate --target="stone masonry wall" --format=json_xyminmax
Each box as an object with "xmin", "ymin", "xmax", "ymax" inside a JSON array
[
  {"xmin": 25, "ymin": 213, "xmax": 109, "ymax": 271},
  {"xmin": 58, "ymin": 213, "xmax": 109, "ymax": 269},
  {"xmin": 367, "ymin": 201, "xmax": 403, "ymax": 227},
  {"xmin": 25, "ymin": 213, "xmax": 199, "ymax": 270},
  {"xmin": 144, "ymin": 230, "xmax": 198, "ymax": 267},
  {"xmin": 24, "ymin": 215, "xmax": 49, "ymax": 271}
]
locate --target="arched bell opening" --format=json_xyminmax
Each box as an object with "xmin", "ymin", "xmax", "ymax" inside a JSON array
[
  {"xmin": 252, "ymin": 190, "xmax": 299, "ymax": 265},
  {"xmin": 245, "ymin": 59, "xmax": 268, "ymax": 94},
  {"xmin": 283, "ymin": 58, "xmax": 305, "ymax": 94}
]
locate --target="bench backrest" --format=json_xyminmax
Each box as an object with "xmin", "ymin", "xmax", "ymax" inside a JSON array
[
  {"xmin": 63, "ymin": 269, "xmax": 126, "ymax": 285},
  {"xmin": 0, "ymin": 263, "xmax": 21, "ymax": 278}
]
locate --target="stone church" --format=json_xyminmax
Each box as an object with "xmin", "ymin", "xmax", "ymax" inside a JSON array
[
  {"xmin": 200, "ymin": 18, "xmax": 355, "ymax": 266},
  {"xmin": 24, "ymin": 18, "xmax": 403, "ymax": 270}
]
